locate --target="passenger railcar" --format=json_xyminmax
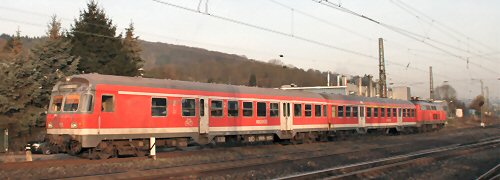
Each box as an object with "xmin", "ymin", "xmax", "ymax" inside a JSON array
[{"xmin": 46, "ymin": 74, "xmax": 446, "ymax": 158}]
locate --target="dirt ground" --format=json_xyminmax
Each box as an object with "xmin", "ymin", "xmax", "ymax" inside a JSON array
[{"xmin": 0, "ymin": 117, "xmax": 498, "ymax": 179}]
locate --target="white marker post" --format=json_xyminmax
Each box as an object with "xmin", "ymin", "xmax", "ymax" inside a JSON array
[
  {"xmin": 25, "ymin": 145, "xmax": 32, "ymax": 162},
  {"xmin": 150, "ymin": 137, "xmax": 156, "ymax": 160}
]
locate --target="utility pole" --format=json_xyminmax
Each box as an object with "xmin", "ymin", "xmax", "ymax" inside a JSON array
[
  {"xmin": 368, "ymin": 75, "xmax": 373, "ymax": 97},
  {"xmin": 429, "ymin": 66, "xmax": 434, "ymax": 101},
  {"xmin": 480, "ymin": 80, "xmax": 484, "ymax": 127},
  {"xmin": 485, "ymin": 86, "xmax": 489, "ymax": 113},
  {"xmin": 378, "ymin": 38, "xmax": 387, "ymax": 98}
]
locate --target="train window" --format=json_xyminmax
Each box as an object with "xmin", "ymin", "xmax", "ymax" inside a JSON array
[
  {"xmin": 431, "ymin": 106, "xmax": 437, "ymax": 110},
  {"xmin": 338, "ymin": 106, "xmax": 344, "ymax": 117},
  {"xmin": 411, "ymin": 109, "xmax": 415, "ymax": 117},
  {"xmin": 294, "ymin": 104, "xmax": 302, "ymax": 117},
  {"xmin": 102, "ymin": 95, "xmax": 115, "ymax": 112},
  {"xmin": 63, "ymin": 94, "xmax": 80, "ymax": 112},
  {"xmin": 331, "ymin": 105, "xmax": 337, "ymax": 117},
  {"xmin": 315, "ymin": 105, "xmax": 322, "ymax": 117},
  {"xmin": 407, "ymin": 109, "xmax": 411, "ymax": 117},
  {"xmin": 305, "ymin": 104, "xmax": 312, "ymax": 117},
  {"xmin": 257, "ymin": 102, "xmax": 267, "ymax": 117},
  {"xmin": 323, "ymin": 105, "xmax": 327, "ymax": 117},
  {"xmin": 211, "ymin": 100, "xmax": 223, "ymax": 117},
  {"xmin": 402, "ymin": 109, "xmax": 407, "ymax": 117},
  {"xmin": 200, "ymin": 99, "xmax": 205, "ymax": 116},
  {"xmin": 83, "ymin": 94, "xmax": 94, "ymax": 112},
  {"xmin": 367, "ymin": 107, "xmax": 372, "ymax": 117},
  {"xmin": 269, "ymin": 103, "xmax": 279, "ymax": 117},
  {"xmin": 243, "ymin": 102, "xmax": 253, "ymax": 117},
  {"xmin": 360, "ymin": 107, "xmax": 364, "ymax": 117},
  {"xmin": 50, "ymin": 95, "xmax": 63, "ymax": 112},
  {"xmin": 425, "ymin": 105, "xmax": 431, "ymax": 110},
  {"xmin": 353, "ymin": 106, "xmax": 358, "ymax": 117},
  {"xmin": 374, "ymin": 108, "xmax": 379, "ymax": 117},
  {"xmin": 345, "ymin": 106, "xmax": 351, "ymax": 117},
  {"xmin": 392, "ymin": 108, "xmax": 397, "ymax": 117},
  {"xmin": 282, "ymin": 103, "xmax": 291, "ymax": 117},
  {"xmin": 228, "ymin": 101, "xmax": 239, "ymax": 117},
  {"xmin": 387, "ymin": 108, "xmax": 391, "ymax": 117},
  {"xmin": 151, "ymin": 97, "xmax": 167, "ymax": 116},
  {"xmin": 380, "ymin": 108, "xmax": 385, "ymax": 117},
  {"xmin": 182, "ymin": 99, "xmax": 196, "ymax": 117}
]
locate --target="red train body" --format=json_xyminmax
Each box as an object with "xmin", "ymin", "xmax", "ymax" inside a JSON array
[{"xmin": 46, "ymin": 74, "xmax": 447, "ymax": 157}]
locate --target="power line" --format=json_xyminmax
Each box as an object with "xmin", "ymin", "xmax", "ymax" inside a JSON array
[
  {"xmin": 0, "ymin": 7, "xmax": 372, "ymax": 73},
  {"xmin": 311, "ymin": 0, "xmax": 500, "ymax": 76},
  {"xmin": 389, "ymin": 0, "xmax": 499, "ymax": 64},
  {"xmin": 151, "ymin": 0, "xmax": 376, "ymax": 59},
  {"xmin": 0, "ymin": 2, "xmax": 461, "ymax": 81},
  {"xmin": 268, "ymin": 0, "xmax": 373, "ymax": 41},
  {"xmin": 0, "ymin": 17, "xmax": 122, "ymax": 40},
  {"xmin": 393, "ymin": 0, "xmax": 498, "ymax": 53},
  {"xmin": 152, "ymin": 0, "xmax": 462, "ymax": 81}
]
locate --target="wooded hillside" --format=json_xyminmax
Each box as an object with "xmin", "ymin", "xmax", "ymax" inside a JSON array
[{"xmin": 141, "ymin": 40, "xmax": 330, "ymax": 88}]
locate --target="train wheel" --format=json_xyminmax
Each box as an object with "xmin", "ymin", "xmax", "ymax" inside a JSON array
[{"xmin": 68, "ymin": 141, "xmax": 82, "ymax": 156}]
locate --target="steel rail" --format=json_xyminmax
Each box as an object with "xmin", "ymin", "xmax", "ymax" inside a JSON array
[{"xmin": 277, "ymin": 138, "xmax": 500, "ymax": 179}]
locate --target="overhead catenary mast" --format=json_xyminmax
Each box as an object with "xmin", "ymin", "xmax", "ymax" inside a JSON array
[
  {"xmin": 378, "ymin": 38, "xmax": 387, "ymax": 98},
  {"xmin": 429, "ymin": 66, "xmax": 434, "ymax": 100}
]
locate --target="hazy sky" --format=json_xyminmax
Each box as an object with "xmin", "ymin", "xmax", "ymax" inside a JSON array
[{"xmin": 1, "ymin": 0, "xmax": 499, "ymax": 100}]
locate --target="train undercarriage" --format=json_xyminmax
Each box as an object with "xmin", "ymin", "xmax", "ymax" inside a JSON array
[{"xmin": 45, "ymin": 122, "xmax": 445, "ymax": 159}]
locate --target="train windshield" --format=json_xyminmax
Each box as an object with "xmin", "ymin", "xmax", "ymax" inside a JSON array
[
  {"xmin": 50, "ymin": 95, "xmax": 63, "ymax": 112},
  {"xmin": 63, "ymin": 94, "xmax": 80, "ymax": 112},
  {"xmin": 49, "ymin": 93, "xmax": 94, "ymax": 113}
]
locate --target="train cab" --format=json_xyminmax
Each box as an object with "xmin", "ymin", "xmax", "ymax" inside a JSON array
[
  {"xmin": 46, "ymin": 76, "xmax": 96, "ymax": 154},
  {"xmin": 412, "ymin": 101, "xmax": 447, "ymax": 125}
]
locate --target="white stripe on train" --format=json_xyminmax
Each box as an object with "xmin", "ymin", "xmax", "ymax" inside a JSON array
[{"xmin": 47, "ymin": 122, "xmax": 419, "ymax": 135}]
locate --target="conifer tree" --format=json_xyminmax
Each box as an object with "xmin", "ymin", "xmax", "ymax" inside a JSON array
[
  {"xmin": 10, "ymin": 28, "xmax": 23, "ymax": 56},
  {"xmin": 0, "ymin": 47, "xmax": 41, "ymax": 131},
  {"xmin": 30, "ymin": 15, "xmax": 79, "ymax": 108},
  {"xmin": 248, "ymin": 73, "xmax": 257, "ymax": 86},
  {"xmin": 47, "ymin": 15, "xmax": 62, "ymax": 40},
  {"xmin": 69, "ymin": 0, "xmax": 132, "ymax": 75},
  {"xmin": 120, "ymin": 22, "xmax": 143, "ymax": 76}
]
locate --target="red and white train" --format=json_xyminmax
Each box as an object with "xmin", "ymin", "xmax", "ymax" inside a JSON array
[{"xmin": 46, "ymin": 74, "xmax": 447, "ymax": 158}]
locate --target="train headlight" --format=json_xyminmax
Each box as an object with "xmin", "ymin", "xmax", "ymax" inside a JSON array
[
  {"xmin": 48, "ymin": 123, "xmax": 53, "ymax": 129},
  {"xmin": 71, "ymin": 122, "xmax": 78, "ymax": 129}
]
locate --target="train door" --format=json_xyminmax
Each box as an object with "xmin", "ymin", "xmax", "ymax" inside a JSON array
[
  {"xmin": 199, "ymin": 97, "xmax": 209, "ymax": 134},
  {"xmin": 99, "ymin": 94, "xmax": 116, "ymax": 133},
  {"xmin": 397, "ymin": 108, "xmax": 402, "ymax": 124},
  {"xmin": 359, "ymin": 106, "xmax": 366, "ymax": 127},
  {"xmin": 280, "ymin": 102, "xmax": 293, "ymax": 131}
]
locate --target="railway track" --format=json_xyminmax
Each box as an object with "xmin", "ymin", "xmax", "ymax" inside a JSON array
[
  {"xmin": 477, "ymin": 163, "xmax": 500, "ymax": 180},
  {"xmin": 65, "ymin": 136, "xmax": 500, "ymax": 179},
  {"xmin": 278, "ymin": 137, "xmax": 500, "ymax": 180},
  {"xmin": 2, "ymin": 126, "xmax": 498, "ymax": 179},
  {"xmin": 63, "ymin": 142, "xmax": 411, "ymax": 179}
]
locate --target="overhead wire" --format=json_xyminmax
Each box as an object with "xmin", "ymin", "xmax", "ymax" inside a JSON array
[
  {"xmin": 393, "ymin": 0, "xmax": 498, "ymax": 53},
  {"xmin": 0, "ymin": 1, "xmax": 463, "ymax": 81},
  {"xmin": 152, "ymin": 0, "xmax": 379, "ymax": 60},
  {"xmin": 0, "ymin": 8, "xmax": 338, "ymax": 72},
  {"xmin": 268, "ymin": 0, "xmax": 373, "ymax": 41},
  {"xmin": 311, "ymin": 0, "xmax": 500, "ymax": 76},
  {"xmin": 151, "ymin": 0, "xmax": 461, "ymax": 80},
  {"xmin": 389, "ymin": 0, "xmax": 499, "ymax": 64}
]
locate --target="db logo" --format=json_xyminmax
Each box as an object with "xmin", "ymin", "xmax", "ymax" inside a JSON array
[{"xmin": 185, "ymin": 119, "xmax": 193, "ymax": 126}]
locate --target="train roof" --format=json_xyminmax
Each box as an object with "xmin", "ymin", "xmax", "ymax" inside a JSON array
[
  {"xmin": 63, "ymin": 74, "xmax": 413, "ymax": 105},
  {"xmin": 411, "ymin": 100, "xmax": 446, "ymax": 107}
]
